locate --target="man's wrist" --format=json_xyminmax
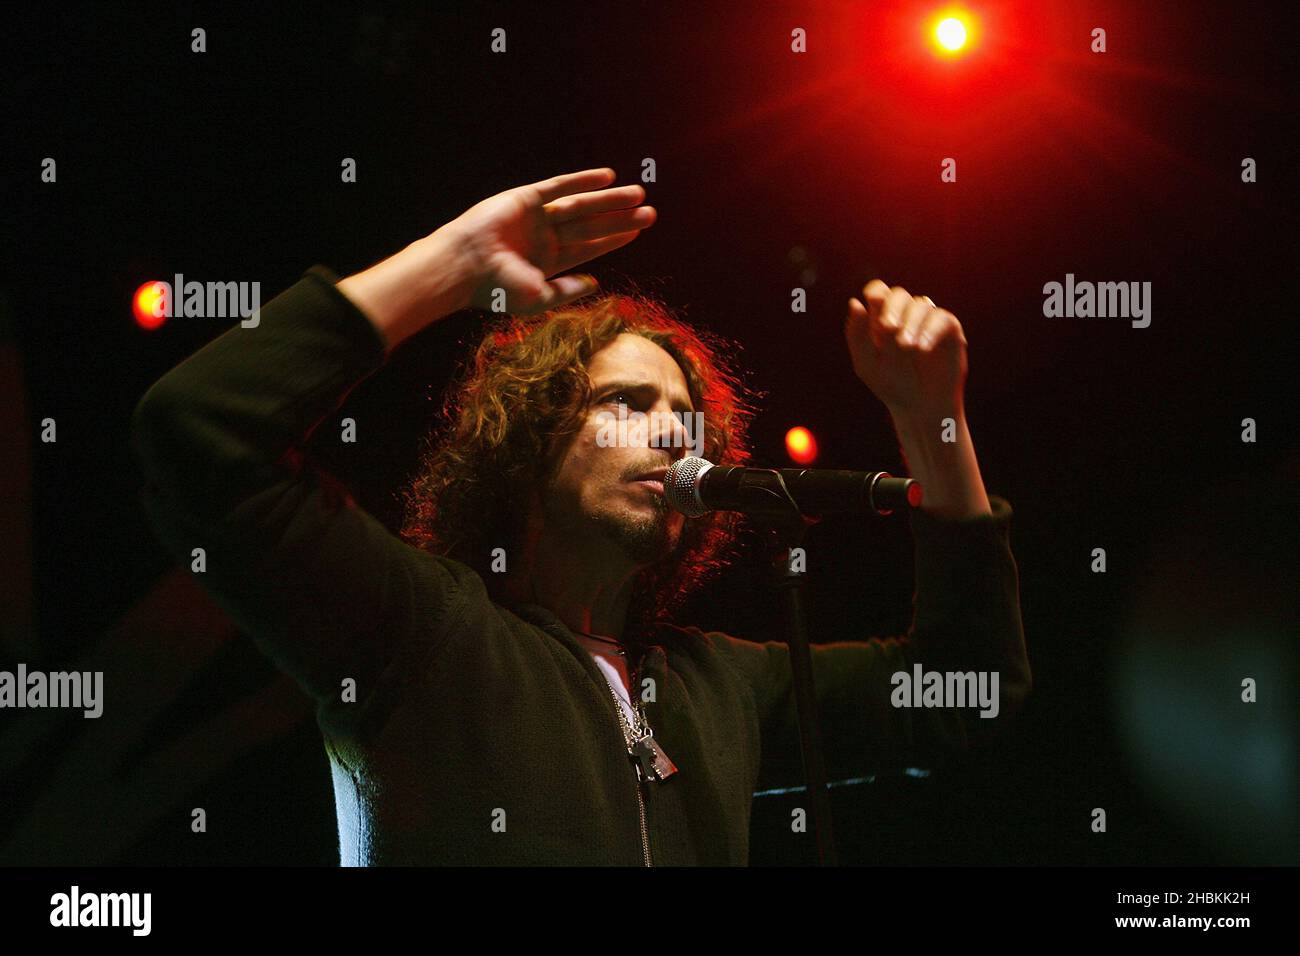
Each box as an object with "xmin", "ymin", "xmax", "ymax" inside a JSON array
[
  {"xmin": 888, "ymin": 405, "xmax": 992, "ymax": 519},
  {"xmin": 412, "ymin": 225, "xmax": 478, "ymax": 317},
  {"xmin": 888, "ymin": 404, "xmax": 963, "ymax": 445},
  {"xmin": 336, "ymin": 227, "xmax": 476, "ymax": 353}
]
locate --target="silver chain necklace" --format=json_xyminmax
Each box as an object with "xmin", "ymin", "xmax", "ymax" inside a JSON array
[
  {"xmin": 604, "ymin": 655, "xmax": 678, "ymax": 784},
  {"xmin": 530, "ymin": 575, "xmax": 679, "ymax": 784}
]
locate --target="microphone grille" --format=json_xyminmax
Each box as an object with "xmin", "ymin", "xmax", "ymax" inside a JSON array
[{"xmin": 664, "ymin": 456, "xmax": 714, "ymax": 517}]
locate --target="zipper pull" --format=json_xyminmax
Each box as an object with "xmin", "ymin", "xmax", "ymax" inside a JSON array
[
  {"xmin": 629, "ymin": 752, "xmax": 648, "ymax": 784},
  {"xmin": 631, "ymin": 732, "xmax": 679, "ymax": 782}
]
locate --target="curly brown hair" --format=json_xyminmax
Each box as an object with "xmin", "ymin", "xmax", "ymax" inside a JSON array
[{"xmin": 399, "ymin": 289, "xmax": 761, "ymax": 639}]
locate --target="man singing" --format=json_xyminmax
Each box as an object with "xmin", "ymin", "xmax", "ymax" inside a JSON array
[{"xmin": 131, "ymin": 167, "xmax": 1030, "ymax": 865}]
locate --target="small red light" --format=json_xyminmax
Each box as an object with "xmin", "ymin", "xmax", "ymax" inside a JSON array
[
  {"xmin": 785, "ymin": 426, "xmax": 819, "ymax": 466},
  {"xmin": 907, "ymin": 482, "xmax": 924, "ymax": 508},
  {"xmin": 133, "ymin": 281, "xmax": 167, "ymax": 330}
]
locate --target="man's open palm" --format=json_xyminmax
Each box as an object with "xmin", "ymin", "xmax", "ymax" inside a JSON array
[{"xmin": 448, "ymin": 168, "xmax": 657, "ymax": 314}]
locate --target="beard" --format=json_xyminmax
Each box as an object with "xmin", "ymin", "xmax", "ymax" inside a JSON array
[
  {"xmin": 545, "ymin": 478, "xmax": 680, "ymax": 567},
  {"xmin": 593, "ymin": 491, "xmax": 679, "ymax": 565}
]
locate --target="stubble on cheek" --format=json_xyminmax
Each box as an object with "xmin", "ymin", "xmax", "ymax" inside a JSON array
[{"xmin": 549, "ymin": 436, "xmax": 682, "ymax": 564}]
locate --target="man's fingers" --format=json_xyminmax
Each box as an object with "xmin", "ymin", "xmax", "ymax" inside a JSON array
[
  {"xmin": 550, "ymin": 229, "xmax": 645, "ymax": 274},
  {"xmin": 852, "ymin": 277, "xmax": 967, "ymax": 361},
  {"xmin": 846, "ymin": 296, "xmax": 870, "ymax": 334},
  {"xmin": 884, "ymin": 286, "xmax": 914, "ymax": 337},
  {"xmin": 514, "ymin": 273, "xmax": 601, "ymax": 314},
  {"xmin": 861, "ymin": 279, "xmax": 891, "ymax": 326},
  {"xmin": 537, "ymin": 274, "xmax": 601, "ymax": 311},
  {"xmin": 529, "ymin": 167, "xmax": 617, "ymax": 205},
  {"xmin": 914, "ymin": 308, "xmax": 942, "ymax": 349},
  {"xmin": 496, "ymin": 256, "xmax": 546, "ymax": 305},
  {"xmin": 898, "ymin": 296, "xmax": 930, "ymax": 347},
  {"xmin": 914, "ymin": 308, "xmax": 949, "ymax": 349},
  {"xmin": 545, "ymin": 183, "xmax": 647, "ymax": 224},
  {"xmin": 920, "ymin": 308, "xmax": 967, "ymax": 350},
  {"xmin": 846, "ymin": 297, "xmax": 881, "ymax": 365},
  {"xmin": 555, "ymin": 205, "xmax": 656, "ymax": 244}
]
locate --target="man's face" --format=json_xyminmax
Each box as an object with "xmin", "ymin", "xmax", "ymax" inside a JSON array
[{"xmin": 540, "ymin": 333, "xmax": 695, "ymax": 567}]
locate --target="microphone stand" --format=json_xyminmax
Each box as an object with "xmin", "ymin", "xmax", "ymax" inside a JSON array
[{"xmin": 737, "ymin": 469, "xmax": 839, "ymax": 866}]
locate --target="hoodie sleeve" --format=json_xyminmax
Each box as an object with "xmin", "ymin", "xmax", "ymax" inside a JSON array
[
  {"xmin": 709, "ymin": 495, "xmax": 1031, "ymax": 792},
  {"xmin": 130, "ymin": 267, "xmax": 466, "ymax": 708}
]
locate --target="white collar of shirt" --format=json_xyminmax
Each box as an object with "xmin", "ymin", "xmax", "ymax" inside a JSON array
[{"xmin": 587, "ymin": 652, "xmax": 636, "ymax": 730}]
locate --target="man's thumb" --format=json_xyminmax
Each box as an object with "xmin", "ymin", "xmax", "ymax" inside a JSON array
[{"xmin": 494, "ymin": 258, "xmax": 546, "ymax": 310}]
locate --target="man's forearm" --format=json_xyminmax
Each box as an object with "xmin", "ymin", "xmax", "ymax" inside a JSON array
[
  {"xmin": 335, "ymin": 229, "xmax": 475, "ymax": 353},
  {"xmin": 891, "ymin": 408, "xmax": 992, "ymax": 520}
]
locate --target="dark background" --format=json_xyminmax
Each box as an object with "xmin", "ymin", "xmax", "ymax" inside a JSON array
[{"xmin": 1, "ymin": 0, "xmax": 1295, "ymax": 865}]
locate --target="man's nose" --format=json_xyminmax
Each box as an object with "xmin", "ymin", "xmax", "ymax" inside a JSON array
[{"xmin": 648, "ymin": 405, "xmax": 698, "ymax": 458}]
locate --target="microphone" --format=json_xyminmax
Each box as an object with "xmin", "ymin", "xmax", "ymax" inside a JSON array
[{"xmin": 664, "ymin": 456, "xmax": 923, "ymax": 519}]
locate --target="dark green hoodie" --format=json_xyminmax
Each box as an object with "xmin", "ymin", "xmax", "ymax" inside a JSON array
[{"xmin": 130, "ymin": 267, "xmax": 1031, "ymax": 865}]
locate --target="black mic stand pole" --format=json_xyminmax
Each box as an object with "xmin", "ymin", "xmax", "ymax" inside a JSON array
[
  {"xmin": 710, "ymin": 466, "xmax": 922, "ymax": 865},
  {"xmin": 741, "ymin": 470, "xmax": 839, "ymax": 866}
]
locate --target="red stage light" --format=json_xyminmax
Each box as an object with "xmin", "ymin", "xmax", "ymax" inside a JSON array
[
  {"xmin": 133, "ymin": 281, "xmax": 167, "ymax": 330},
  {"xmin": 785, "ymin": 426, "xmax": 819, "ymax": 466},
  {"xmin": 936, "ymin": 18, "xmax": 967, "ymax": 51},
  {"xmin": 929, "ymin": 8, "xmax": 977, "ymax": 57}
]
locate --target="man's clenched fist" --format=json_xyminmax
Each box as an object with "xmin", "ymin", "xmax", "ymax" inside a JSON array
[{"xmin": 844, "ymin": 279, "xmax": 969, "ymax": 418}]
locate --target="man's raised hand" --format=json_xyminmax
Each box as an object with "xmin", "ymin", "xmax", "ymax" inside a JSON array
[
  {"xmin": 337, "ymin": 168, "xmax": 656, "ymax": 350},
  {"xmin": 445, "ymin": 167, "xmax": 656, "ymax": 315},
  {"xmin": 844, "ymin": 279, "xmax": 969, "ymax": 420}
]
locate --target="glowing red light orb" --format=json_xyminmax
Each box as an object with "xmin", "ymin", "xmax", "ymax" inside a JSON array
[
  {"xmin": 936, "ymin": 17, "xmax": 967, "ymax": 51},
  {"xmin": 133, "ymin": 281, "xmax": 167, "ymax": 330},
  {"xmin": 785, "ymin": 426, "xmax": 819, "ymax": 466}
]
